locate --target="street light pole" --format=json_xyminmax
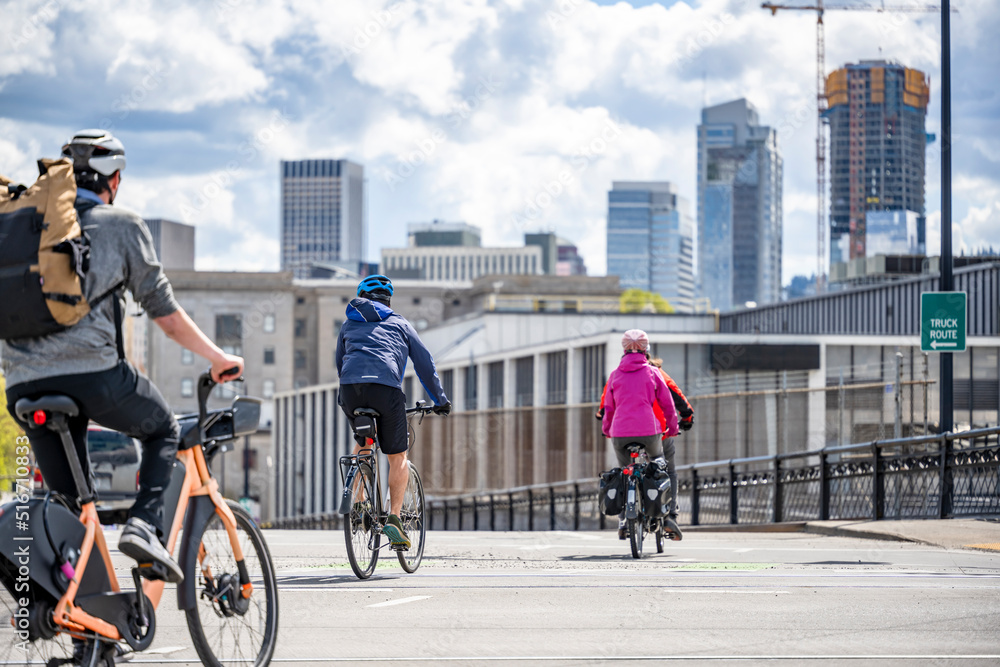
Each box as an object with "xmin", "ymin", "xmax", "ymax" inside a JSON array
[{"xmin": 939, "ymin": 0, "xmax": 954, "ymax": 434}]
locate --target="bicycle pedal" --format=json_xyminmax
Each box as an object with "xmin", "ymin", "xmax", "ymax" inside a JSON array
[{"xmin": 134, "ymin": 562, "xmax": 171, "ymax": 582}]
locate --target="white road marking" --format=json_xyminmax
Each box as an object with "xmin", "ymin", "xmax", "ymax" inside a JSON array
[
  {"xmin": 131, "ymin": 654, "xmax": 1000, "ymax": 663},
  {"xmin": 367, "ymin": 595, "xmax": 432, "ymax": 608},
  {"xmin": 733, "ymin": 548, "xmax": 754, "ymax": 553}
]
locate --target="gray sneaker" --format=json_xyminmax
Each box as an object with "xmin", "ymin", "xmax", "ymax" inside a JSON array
[
  {"xmin": 382, "ymin": 513, "xmax": 411, "ymax": 549},
  {"xmin": 119, "ymin": 518, "xmax": 184, "ymax": 583}
]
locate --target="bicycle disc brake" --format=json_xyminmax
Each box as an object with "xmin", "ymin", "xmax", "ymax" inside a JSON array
[{"xmin": 202, "ymin": 572, "xmax": 249, "ymax": 617}]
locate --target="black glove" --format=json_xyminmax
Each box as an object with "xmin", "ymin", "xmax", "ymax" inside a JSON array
[
  {"xmin": 433, "ymin": 401, "xmax": 452, "ymax": 416},
  {"xmin": 679, "ymin": 418, "xmax": 693, "ymax": 431}
]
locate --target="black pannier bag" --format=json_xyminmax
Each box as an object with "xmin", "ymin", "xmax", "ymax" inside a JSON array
[
  {"xmin": 641, "ymin": 462, "xmax": 671, "ymax": 518},
  {"xmin": 598, "ymin": 467, "xmax": 626, "ymax": 516}
]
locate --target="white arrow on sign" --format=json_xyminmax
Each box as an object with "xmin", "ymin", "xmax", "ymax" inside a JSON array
[{"xmin": 931, "ymin": 340, "xmax": 957, "ymax": 350}]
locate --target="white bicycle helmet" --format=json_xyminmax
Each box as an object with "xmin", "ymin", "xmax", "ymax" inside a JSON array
[{"xmin": 62, "ymin": 129, "xmax": 127, "ymax": 177}]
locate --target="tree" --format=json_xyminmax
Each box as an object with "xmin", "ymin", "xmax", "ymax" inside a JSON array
[
  {"xmin": 0, "ymin": 374, "xmax": 26, "ymax": 479},
  {"xmin": 620, "ymin": 289, "xmax": 674, "ymax": 314}
]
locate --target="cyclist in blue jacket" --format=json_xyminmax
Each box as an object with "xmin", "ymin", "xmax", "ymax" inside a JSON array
[{"xmin": 336, "ymin": 275, "xmax": 451, "ymax": 548}]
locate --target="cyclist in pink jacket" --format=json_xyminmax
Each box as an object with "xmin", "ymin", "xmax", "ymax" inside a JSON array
[{"xmin": 602, "ymin": 329, "xmax": 681, "ymax": 540}]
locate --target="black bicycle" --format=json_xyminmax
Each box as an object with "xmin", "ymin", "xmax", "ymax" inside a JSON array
[
  {"xmin": 338, "ymin": 402, "xmax": 434, "ymax": 579},
  {"xmin": 622, "ymin": 444, "xmax": 672, "ymax": 559}
]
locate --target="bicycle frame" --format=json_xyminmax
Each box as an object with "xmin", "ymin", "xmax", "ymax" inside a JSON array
[{"xmin": 40, "ymin": 377, "xmax": 252, "ymax": 646}]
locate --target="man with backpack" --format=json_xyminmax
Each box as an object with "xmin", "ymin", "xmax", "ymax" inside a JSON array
[
  {"xmin": 1, "ymin": 130, "xmax": 243, "ymax": 583},
  {"xmin": 336, "ymin": 274, "xmax": 451, "ymax": 549}
]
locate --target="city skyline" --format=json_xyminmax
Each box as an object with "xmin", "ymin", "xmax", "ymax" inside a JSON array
[{"xmin": 0, "ymin": 1, "xmax": 996, "ymax": 283}]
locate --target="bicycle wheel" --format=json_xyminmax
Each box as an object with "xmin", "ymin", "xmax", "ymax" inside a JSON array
[
  {"xmin": 0, "ymin": 580, "xmax": 103, "ymax": 666},
  {"xmin": 185, "ymin": 499, "xmax": 279, "ymax": 667},
  {"xmin": 397, "ymin": 462, "xmax": 426, "ymax": 573},
  {"xmin": 655, "ymin": 523, "xmax": 664, "ymax": 554},
  {"xmin": 344, "ymin": 463, "xmax": 381, "ymax": 579},
  {"xmin": 628, "ymin": 517, "xmax": 644, "ymax": 559}
]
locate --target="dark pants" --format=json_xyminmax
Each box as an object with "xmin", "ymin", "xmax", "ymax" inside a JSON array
[
  {"xmin": 339, "ymin": 383, "xmax": 408, "ymax": 455},
  {"xmin": 612, "ymin": 435, "xmax": 678, "ymax": 520},
  {"xmin": 6, "ymin": 361, "xmax": 180, "ymax": 538}
]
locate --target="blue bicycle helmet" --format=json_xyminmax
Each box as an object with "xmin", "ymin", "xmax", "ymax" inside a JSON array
[{"xmin": 357, "ymin": 274, "xmax": 393, "ymax": 298}]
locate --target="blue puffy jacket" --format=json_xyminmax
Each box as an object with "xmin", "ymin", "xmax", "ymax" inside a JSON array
[{"xmin": 335, "ymin": 298, "xmax": 448, "ymax": 405}]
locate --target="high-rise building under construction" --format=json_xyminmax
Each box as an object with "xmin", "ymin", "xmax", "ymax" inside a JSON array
[{"xmin": 826, "ymin": 60, "xmax": 930, "ymax": 263}]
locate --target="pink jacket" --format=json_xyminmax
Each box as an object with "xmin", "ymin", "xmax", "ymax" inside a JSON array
[{"xmin": 602, "ymin": 353, "xmax": 679, "ymax": 439}]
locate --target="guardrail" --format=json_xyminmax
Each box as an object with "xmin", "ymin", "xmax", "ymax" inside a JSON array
[{"xmin": 263, "ymin": 426, "xmax": 999, "ymax": 530}]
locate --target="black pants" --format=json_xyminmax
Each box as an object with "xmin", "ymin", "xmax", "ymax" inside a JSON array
[
  {"xmin": 6, "ymin": 361, "xmax": 180, "ymax": 538},
  {"xmin": 339, "ymin": 383, "xmax": 408, "ymax": 455}
]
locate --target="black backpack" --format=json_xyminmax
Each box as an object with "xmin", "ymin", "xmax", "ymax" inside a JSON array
[
  {"xmin": 598, "ymin": 468, "xmax": 626, "ymax": 516},
  {"xmin": 0, "ymin": 159, "xmax": 91, "ymax": 340}
]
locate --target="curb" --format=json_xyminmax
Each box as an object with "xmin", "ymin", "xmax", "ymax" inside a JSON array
[{"xmin": 802, "ymin": 523, "xmax": 930, "ymax": 545}]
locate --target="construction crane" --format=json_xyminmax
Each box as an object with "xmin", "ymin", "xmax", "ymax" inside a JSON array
[{"xmin": 761, "ymin": 2, "xmax": 949, "ymax": 293}]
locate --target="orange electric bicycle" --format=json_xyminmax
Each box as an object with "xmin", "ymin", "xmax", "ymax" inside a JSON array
[{"xmin": 0, "ymin": 370, "xmax": 278, "ymax": 666}]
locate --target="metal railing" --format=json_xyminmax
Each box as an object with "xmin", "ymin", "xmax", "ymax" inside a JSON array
[
  {"xmin": 421, "ymin": 425, "xmax": 1000, "ymax": 532},
  {"xmin": 263, "ymin": 426, "xmax": 999, "ymax": 530}
]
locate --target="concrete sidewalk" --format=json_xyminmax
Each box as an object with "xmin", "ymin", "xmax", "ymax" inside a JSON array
[
  {"xmin": 686, "ymin": 518, "xmax": 1000, "ymax": 551},
  {"xmin": 804, "ymin": 518, "xmax": 1000, "ymax": 551}
]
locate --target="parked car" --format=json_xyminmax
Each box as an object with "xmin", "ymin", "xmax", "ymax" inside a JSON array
[
  {"xmin": 87, "ymin": 425, "xmax": 141, "ymax": 524},
  {"xmin": 30, "ymin": 425, "xmax": 141, "ymax": 525}
]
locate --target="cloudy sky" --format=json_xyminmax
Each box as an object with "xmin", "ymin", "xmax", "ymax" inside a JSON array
[{"xmin": 1, "ymin": 0, "xmax": 996, "ymax": 281}]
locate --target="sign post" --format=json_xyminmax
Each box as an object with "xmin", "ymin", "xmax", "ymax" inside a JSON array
[{"xmin": 921, "ymin": 292, "xmax": 966, "ymax": 353}]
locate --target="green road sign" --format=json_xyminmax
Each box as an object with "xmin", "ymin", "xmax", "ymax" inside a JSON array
[{"xmin": 921, "ymin": 291, "xmax": 967, "ymax": 353}]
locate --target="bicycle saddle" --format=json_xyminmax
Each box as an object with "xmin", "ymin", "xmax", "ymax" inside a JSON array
[
  {"xmin": 353, "ymin": 408, "xmax": 380, "ymax": 418},
  {"xmin": 15, "ymin": 395, "xmax": 80, "ymax": 422}
]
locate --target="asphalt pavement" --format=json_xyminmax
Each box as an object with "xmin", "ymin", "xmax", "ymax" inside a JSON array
[{"xmin": 100, "ymin": 519, "xmax": 1000, "ymax": 666}]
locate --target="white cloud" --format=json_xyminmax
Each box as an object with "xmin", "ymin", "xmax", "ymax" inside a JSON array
[{"xmin": 1, "ymin": 0, "xmax": 997, "ymax": 290}]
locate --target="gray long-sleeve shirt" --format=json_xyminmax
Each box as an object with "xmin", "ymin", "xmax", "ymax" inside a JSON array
[{"xmin": 1, "ymin": 193, "xmax": 179, "ymax": 386}]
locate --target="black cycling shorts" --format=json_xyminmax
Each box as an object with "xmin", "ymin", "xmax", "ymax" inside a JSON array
[{"xmin": 339, "ymin": 383, "xmax": 408, "ymax": 455}]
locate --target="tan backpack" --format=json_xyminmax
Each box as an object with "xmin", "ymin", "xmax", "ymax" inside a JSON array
[{"xmin": 0, "ymin": 158, "xmax": 92, "ymax": 340}]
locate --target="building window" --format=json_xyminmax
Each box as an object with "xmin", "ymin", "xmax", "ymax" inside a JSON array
[
  {"xmin": 294, "ymin": 350, "xmax": 307, "ymax": 370},
  {"xmin": 264, "ymin": 347, "xmax": 275, "ymax": 365},
  {"xmin": 441, "ymin": 369, "xmax": 454, "ymax": 403},
  {"xmin": 215, "ymin": 314, "xmax": 243, "ymax": 356},
  {"xmin": 464, "ymin": 365, "xmax": 478, "ymax": 411},
  {"xmin": 263, "ymin": 314, "xmax": 275, "ymax": 333},
  {"xmin": 181, "ymin": 378, "xmax": 194, "ymax": 398},
  {"xmin": 515, "ymin": 356, "xmax": 534, "ymax": 407},
  {"xmin": 580, "ymin": 345, "xmax": 606, "ymax": 403},
  {"xmin": 181, "ymin": 348, "xmax": 194, "ymax": 365},
  {"xmin": 546, "ymin": 351, "xmax": 567, "ymax": 405},
  {"xmin": 488, "ymin": 361, "xmax": 504, "ymax": 409},
  {"xmin": 294, "ymin": 319, "xmax": 306, "ymax": 338},
  {"xmin": 262, "ymin": 379, "xmax": 275, "ymax": 399}
]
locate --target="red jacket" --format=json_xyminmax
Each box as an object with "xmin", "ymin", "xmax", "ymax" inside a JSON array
[{"xmin": 599, "ymin": 366, "xmax": 693, "ymax": 432}]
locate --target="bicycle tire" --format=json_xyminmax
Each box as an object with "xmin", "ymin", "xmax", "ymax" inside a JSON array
[
  {"xmin": 185, "ymin": 499, "xmax": 279, "ymax": 667},
  {"xmin": 397, "ymin": 463, "xmax": 426, "ymax": 573},
  {"xmin": 345, "ymin": 463, "xmax": 381, "ymax": 579},
  {"xmin": 628, "ymin": 517, "xmax": 644, "ymax": 559},
  {"xmin": 656, "ymin": 526, "xmax": 664, "ymax": 554}
]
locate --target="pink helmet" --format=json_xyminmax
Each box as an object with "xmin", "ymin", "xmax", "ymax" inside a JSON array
[{"xmin": 621, "ymin": 329, "xmax": 649, "ymax": 353}]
